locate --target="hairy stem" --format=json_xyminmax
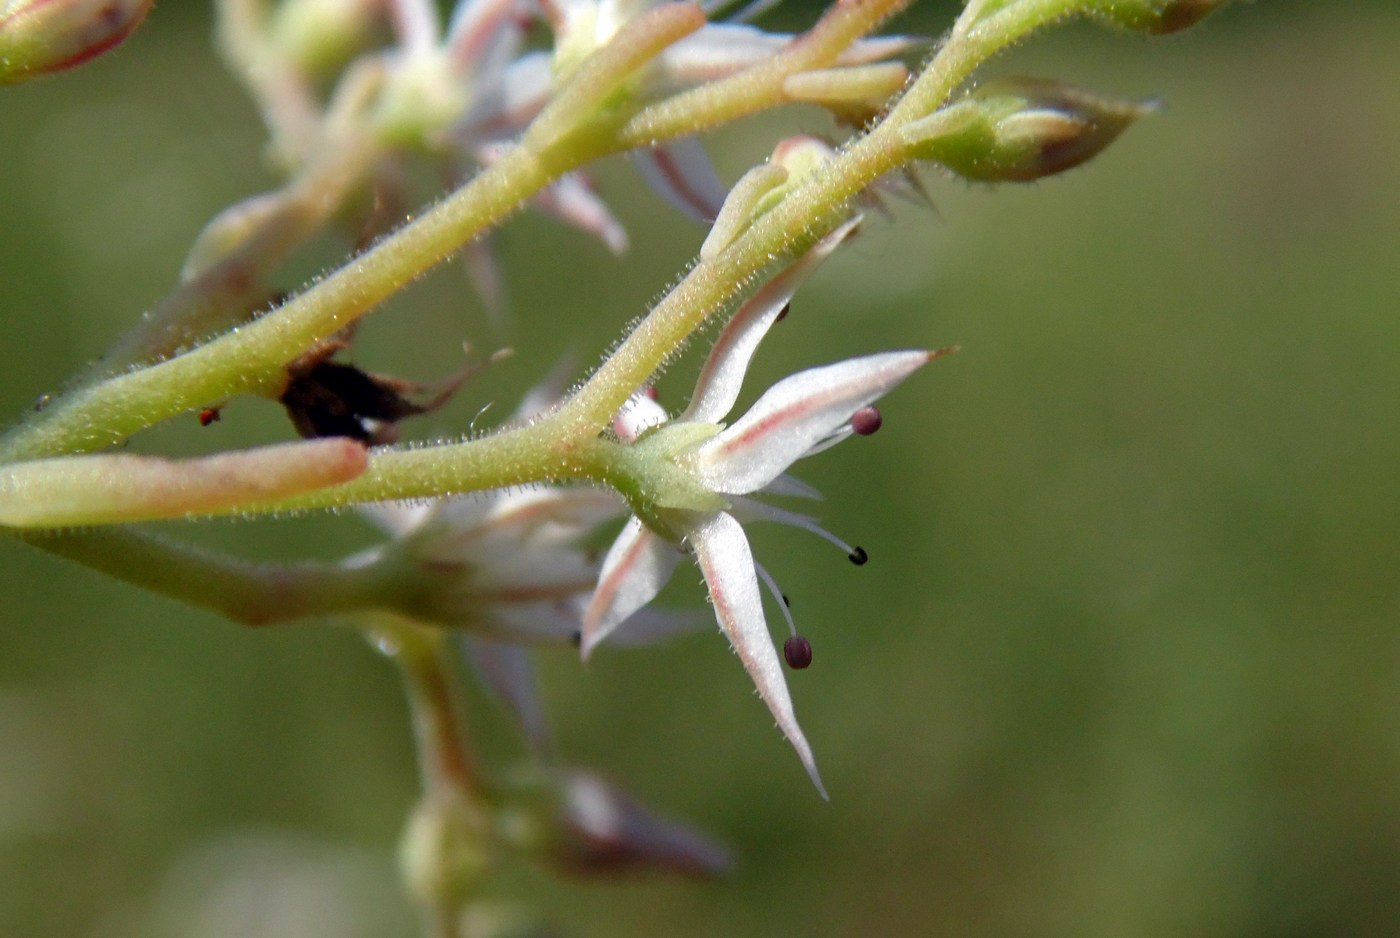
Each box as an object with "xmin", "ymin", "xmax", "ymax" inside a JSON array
[
  {"xmin": 20, "ymin": 526, "xmax": 398, "ymax": 625},
  {"xmin": 561, "ymin": 0, "xmax": 1086, "ymax": 428}
]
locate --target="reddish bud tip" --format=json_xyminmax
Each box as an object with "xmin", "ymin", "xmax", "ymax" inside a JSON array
[
  {"xmin": 909, "ymin": 78, "xmax": 1152, "ymax": 184},
  {"xmin": 0, "ymin": 0, "xmax": 153, "ymax": 84},
  {"xmin": 1093, "ymin": 0, "xmax": 1228, "ymax": 35},
  {"xmin": 784, "ymin": 635, "xmax": 813, "ymax": 670}
]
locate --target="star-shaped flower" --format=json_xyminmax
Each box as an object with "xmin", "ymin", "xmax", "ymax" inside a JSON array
[{"xmin": 580, "ymin": 220, "xmax": 943, "ymax": 795}]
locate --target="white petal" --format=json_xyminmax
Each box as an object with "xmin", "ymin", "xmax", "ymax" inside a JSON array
[
  {"xmin": 457, "ymin": 52, "xmax": 553, "ymax": 139},
  {"xmin": 757, "ymin": 473, "xmax": 823, "ymax": 500},
  {"xmin": 691, "ymin": 350, "xmax": 933, "ymax": 495},
  {"xmin": 836, "ymin": 34, "xmax": 922, "ymax": 66},
  {"xmin": 535, "ymin": 172, "xmax": 629, "ymax": 254},
  {"xmin": 580, "ymin": 518, "xmax": 681, "ymax": 659},
  {"xmin": 659, "ymin": 27, "xmax": 918, "ymax": 87},
  {"xmin": 461, "ymin": 236, "xmax": 509, "ymax": 328},
  {"xmin": 660, "ymin": 25, "xmax": 793, "ymax": 85},
  {"xmin": 682, "ymin": 217, "xmax": 862, "ymax": 424},
  {"xmin": 387, "ymin": 0, "xmax": 442, "ymax": 55},
  {"xmin": 492, "ymin": 488, "xmax": 624, "ymax": 546},
  {"xmin": 470, "ymin": 545, "xmax": 600, "ymax": 604},
  {"xmin": 359, "ymin": 499, "xmax": 435, "ymax": 536},
  {"xmin": 613, "ymin": 393, "xmax": 669, "ymax": 442},
  {"xmin": 458, "ymin": 636, "xmax": 552, "ymax": 754},
  {"xmin": 446, "ymin": 0, "xmax": 523, "ymax": 75},
  {"xmin": 630, "ymin": 138, "xmax": 727, "ymax": 223},
  {"xmin": 490, "ymin": 598, "xmax": 590, "ymax": 643},
  {"xmin": 608, "ymin": 606, "xmax": 710, "ymax": 646},
  {"xmin": 511, "ymin": 356, "xmax": 575, "ymax": 421},
  {"xmin": 557, "ymin": 769, "xmax": 733, "ymax": 874},
  {"xmin": 690, "ymin": 512, "xmax": 827, "ymax": 797}
]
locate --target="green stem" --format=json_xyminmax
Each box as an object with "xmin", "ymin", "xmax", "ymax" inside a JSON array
[
  {"xmin": 0, "ymin": 0, "xmax": 1090, "ymax": 518},
  {"xmin": 0, "ymin": 141, "xmax": 554, "ymax": 463},
  {"xmin": 209, "ymin": 421, "xmax": 622, "ymax": 516},
  {"xmin": 560, "ymin": 0, "xmax": 1087, "ymax": 429},
  {"xmin": 0, "ymin": 0, "xmax": 914, "ymax": 464},
  {"xmin": 372, "ymin": 617, "xmax": 491, "ymax": 937},
  {"xmin": 89, "ymin": 125, "xmax": 382, "ymax": 380},
  {"xmin": 19, "ymin": 526, "xmax": 397, "ymax": 625},
  {"xmin": 379, "ymin": 619, "xmax": 484, "ymax": 798}
]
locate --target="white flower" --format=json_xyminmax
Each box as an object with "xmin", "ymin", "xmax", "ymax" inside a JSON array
[
  {"xmin": 352, "ymin": 381, "xmax": 701, "ymax": 753},
  {"xmin": 580, "ymin": 220, "xmax": 941, "ymax": 795}
]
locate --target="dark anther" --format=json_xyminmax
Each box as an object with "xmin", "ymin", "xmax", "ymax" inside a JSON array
[
  {"xmin": 198, "ymin": 407, "xmax": 222, "ymax": 426},
  {"xmin": 570, "ymin": 630, "xmax": 583, "ymax": 648},
  {"xmin": 848, "ymin": 546, "xmax": 868, "ymax": 566},
  {"xmin": 850, "ymin": 406, "xmax": 882, "ymax": 436},
  {"xmin": 783, "ymin": 635, "xmax": 813, "ymax": 670},
  {"xmin": 775, "ymin": 303, "xmax": 790, "ymax": 323},
  {"xmin": 781, "ymin": 593, "xmax": 791, "ymax": 608}
]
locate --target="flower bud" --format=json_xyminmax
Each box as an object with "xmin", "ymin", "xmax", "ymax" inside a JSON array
[
  {"xmin": 903, "ymin": 77, "xmax": 1153, "ymax": 183},
  {"xmin": 493, "ymin": 770, "xmax": 730, "ymax": 877},
  {"xmin": 700, "ymin": 135, "xmax": 843, "ymax": 259},
  {"xmin": 1090, "ymin": 0, "xmax": 1227, "ymax": 35},
  {"xmin": 399, "ymin": 794, "xmax": 494, "ymax": 907},
  {"xmin": 0, "ymin": 0, "xmax": 152, "ymax": 84}
]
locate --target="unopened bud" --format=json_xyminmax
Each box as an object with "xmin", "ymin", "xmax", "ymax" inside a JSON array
[
  {"xmin": 0, "ymin": 0, "xmax": 152, "ymax": 84},
  {"xmin": 1090, "ymin": 0, "xmax": 1227, "ymax": 35},
  {"xmin": 904, "ymin": 77, "xmax": 1153, "ymax": 183},
  {"xmin": 700, "ymin": 136, "xmax": 841, "ymax": 259},
  {"xmin": 399, "ymin": 794, "xmax": 494, "ymax": 907}
]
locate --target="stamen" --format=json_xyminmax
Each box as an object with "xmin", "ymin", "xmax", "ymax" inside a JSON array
[
  {"xmin": 783, "ymin": 635, "xmax": 814, "ymax": 670},
  {"xmin": 851, "ymin": 406, "xmax": 882, "ymax": 435},
  {"xmin": 755, "ymin": 562, "xmax": 798, "ymax": 637},
  {"xmin": 775, "ymin": 303, "xmax": 790, "ymax": 323},
  {"xmin": 801, "ymin": 424, "xmax": 854, "ymax": 458},
  {"xmin": 734, "ymin": 497, "xmax": 867, "ymax": 565}
]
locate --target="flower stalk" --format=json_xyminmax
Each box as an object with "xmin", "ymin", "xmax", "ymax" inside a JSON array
[{"xmin": 0, "ymin": 0, "xmax": 1233, "ymax": 929}]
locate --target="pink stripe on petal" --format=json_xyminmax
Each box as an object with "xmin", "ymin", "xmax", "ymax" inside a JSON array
[
  {"xmin": 631, "ymin": 139, "xmax": 727, "ymax": 223},
  {"xmin": 691, "ymin": 512, "xmax": 827, "ymax": 797},
  {"xmin": 580, "ymin": 518, "xmax": 680, "ymax": 659},
  {"xmin": 692, "ymin": 350, "xmax": 933, "ymax": 495},
  {"xmin": 682, "ymin": 217, "xmax": 861, "ymax": 425}
]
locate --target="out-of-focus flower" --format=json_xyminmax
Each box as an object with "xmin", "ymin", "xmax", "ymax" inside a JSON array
[
  {"xmin": 0, "ymin": 0, "xmax": 152, "ymax": 84},
  {"xmin": 579, "ymin": 219, "xmax": 940, "ymax": 795},
  {"xmin": 355, "ymin": 484, "xmax": 700, "ymax": 753},
  {"xmin": 349, "ymin": 378, "xmax": 701, "ymax": 752},
  {"xmin": 493, "ymin": 768, "xmax": 731, "ymax": 876}
]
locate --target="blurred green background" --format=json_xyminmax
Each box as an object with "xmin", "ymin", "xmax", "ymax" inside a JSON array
[{"xmin": 2, "ymin": 2, "xmax": 1398, "ymax": 936}]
